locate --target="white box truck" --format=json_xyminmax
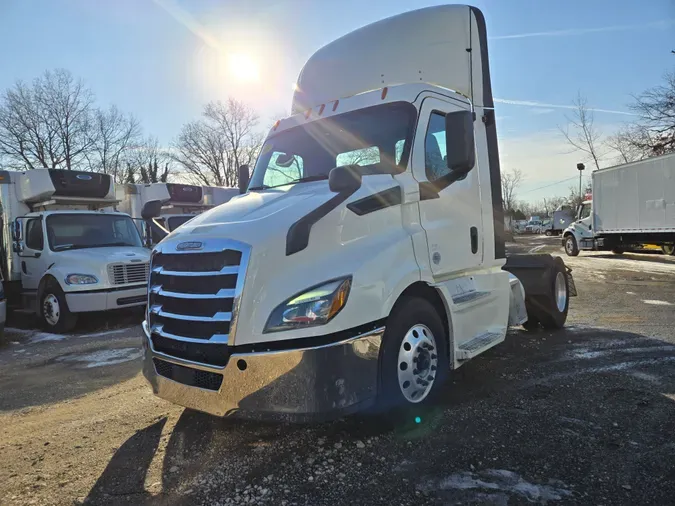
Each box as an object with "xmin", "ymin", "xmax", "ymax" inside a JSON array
[
  {"xmin": 563, "ymin": 152, "xmax": 675, "ymax": 256},
  {"xmin": 140, "ymin": 4, "xmax": 576, "ymax": 418},
  {"xmin": 116, "ymin": 182, "xmax": 239, "ymax": 243},
  {"xmin": 0, "ymin": 169, "xmax": 150, "ymax": 331}
]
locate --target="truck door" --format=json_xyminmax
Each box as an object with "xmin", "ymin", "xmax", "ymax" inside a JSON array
[
  {"xmin": 19, "ymin": 217, "xmax": 49, "ymax": 291},
  {"xmin": 412, "ymin": 96, "xmax": 483, "ymax": 276},
  {"xmin": 576, "ymin": 202, "xmax": 593, "ymax": 239}
]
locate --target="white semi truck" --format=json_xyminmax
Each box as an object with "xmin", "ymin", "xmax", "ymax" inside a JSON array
[
  {"xmin": 116, "ymin": 182, "xmax": 239, "ymax": 243},
  {"xmin": 563, "ymin": 152, "xmax": 675, "ymax": 256},
  {"xmin": 0, "ymin": 169, "xmax": 150, "ymax": 331},
  {"xmin": 141, "ymin": 4, "xmax": 576, "ymax": 418}
]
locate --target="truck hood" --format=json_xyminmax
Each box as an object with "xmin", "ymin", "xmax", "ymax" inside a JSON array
[
  {"xmin": 54, "ymin": 247, "xmax": 150, "ymax": 264},
  {"xmin": 176, "ymin": 184, "xmax": 323, "ymax": 229}
]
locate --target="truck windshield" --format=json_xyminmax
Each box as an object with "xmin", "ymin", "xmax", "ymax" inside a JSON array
[
  {"xmin": 249, "ymin": 102, "xmax": 416, "ymax": 190},
  {"xmin": 46, "ymin": 214, "xmax": 143, "ymax": 251}
]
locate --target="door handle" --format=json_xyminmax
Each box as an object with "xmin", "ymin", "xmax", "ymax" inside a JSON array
[{"xmin": 470, "ymin": 227, "xmax": 478, "ymax": 254}]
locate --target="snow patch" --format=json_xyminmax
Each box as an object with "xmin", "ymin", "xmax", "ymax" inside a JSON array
[
  {"xmin": 528, "ymin": 244, "xmax": 546, "ymax": 254},
  {"xmin": 642, "ymin": 299, "xmax": 673, "ymax": 306},
  {"xmin": 626, "ymin": 291, "xmax": 636, "ymax": 295},
  {"xmin": 29, "ymin": 332, "xmax": 66, "ymax": 343},
  {"xmin": 420, "ymin": 469, "xmax": 571, "ymax": 502},
  {"xmin": 56, "ymin": 348, "xmax": 142, "ymax": 368}
]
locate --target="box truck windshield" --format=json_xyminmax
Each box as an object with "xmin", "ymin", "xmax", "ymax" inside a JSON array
[
  {"xmin": 47, "ymin": 214, "xmax": 143, "ymax": 251},
  {"xmin": 248, "ymin": 102, "xmax": 415, "ymax": 190}
]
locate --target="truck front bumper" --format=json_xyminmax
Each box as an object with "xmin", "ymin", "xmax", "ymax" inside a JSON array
[
  {"xmin": 142, "ymin": 321, "xmax": 384, "ymax": 420},
  {"xmin": 66, "ymin": 285, "xmax": 147, "ymax": 313}
]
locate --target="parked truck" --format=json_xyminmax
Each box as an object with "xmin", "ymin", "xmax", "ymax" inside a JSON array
[
  {"xmin": 563, "ymin": 153, "xmax": 675, "ymax": 256},
  {"xmin": 0, "ymin": 169, "xmax": 150, "ymax": 331},
  {"xmin": 544, "ymin": 205, "xmax": 574, "ymax": 237},
  {"xmin": 116, "ymin": 182, "xmax": 239, "ymax": 243},
  {"xmin": 141, "ymin": 4, "xmax": 576, "ymax": 419}
]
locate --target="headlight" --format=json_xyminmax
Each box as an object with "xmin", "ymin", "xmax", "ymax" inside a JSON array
[
  {"xmin": 65, "ymin": 274, "xmax": 99, "ymax": 285},
  {"xmin": 264, "ymin": 277, "xmax": 351, "ymax": 333}
]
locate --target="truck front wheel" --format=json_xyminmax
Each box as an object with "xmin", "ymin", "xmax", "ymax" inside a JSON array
[
  {"xmin": 564, "ymin": 235, "xmax": 579, "ymax": 256},
  {"xmin": 380, "ymin": 297, "xmax": 448, "ymax": 408},
  {"xmin": 41, "ymin": 282, "xmax": 77, "ymax": 333}
]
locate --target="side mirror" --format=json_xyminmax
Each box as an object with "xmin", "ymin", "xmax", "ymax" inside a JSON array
[
  {"xmin": 445, "ymin": 110, "xmax": 475, "ymax": 176},
  {"xmin": 11, "ymin": 219, "xmax": 22, "ymax": 242},
  {"xmin": 329, "ymin": 165, "xmax": 362, "ymax": 194},
  {"xmin": 141, "ymin": 200, "xmax": 162, "ymax": 220},
  {"xmin": 238, "ymin": 165, "xmax": 250, "ymax": 194}
]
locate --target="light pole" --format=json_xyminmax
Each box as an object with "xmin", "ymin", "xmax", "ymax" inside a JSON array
[{"xmin": 577, "ymin": 162, "xmax": 585, "ymax": 202}]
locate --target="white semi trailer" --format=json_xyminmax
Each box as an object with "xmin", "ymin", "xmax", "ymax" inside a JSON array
[
  {"xmin": 563, "ymin": 152, "xmax": 675, "ymax": 256},
  {"xmin": 141, "ymin": 5, "xmax": 576, "ymax": 418},
  {"xmin": 0, "ymin": 169, "xmax": 150, "ymax": 331}
]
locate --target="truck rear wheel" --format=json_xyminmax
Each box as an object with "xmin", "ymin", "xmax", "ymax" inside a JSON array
[
  {"xmin": 662, "ymin": 245, "xmax": 675, "ymax": 256},
  {"xmin": 41, "ymin": 282, "xmax": 77, "ymax": 333},
  {"xmin": 379, "ymin": 297, "xmax": 448, "ymax": 408},
  {"xmin": 521, "ymin": 258, "xmax": 569, "ymax": 330},
  {"xmin": 564, "ymin": 235, "xmax": 579, "ymax": 256},
  {"xmin": 545, "ymin": 229, "xmax": 552, "ymax": 237},
  {"xmin": 611, "ymin": 248, "xmax": 624, "ymax": 255}
]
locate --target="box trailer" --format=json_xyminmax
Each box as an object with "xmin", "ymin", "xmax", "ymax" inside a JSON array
[{"xmin": 563, "ymin": 153, "xmax": 675, "ymax": 256}]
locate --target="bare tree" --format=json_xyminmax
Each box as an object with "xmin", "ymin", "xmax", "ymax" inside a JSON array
[
  {"xmin": 0, "ymin": 69, "xmax": 142, "ymax": 172},
  {"xmin": 501, "ymin": 168, "xmax": 524, "ymax": 214},
  {"xmin": 172, "ymin": 99, "xmax": 263, "ymax": 187},
  {"xmin": 540, "ymin": 196, "xmax": 567, "ymax": 217},
  {"xmin": 629, "ymin": 71, "xmax": 675, "ymax": 156},
  {"xmin": 88, "ymin": 105, "xmax": 141, "ymax": 180},
  {"xmin": 559, "ymin": 92, "xmax": 604, "ymax": 170},
  {"xmin": 126, "ymin": 136, "xmax": 171, "ymax": 184},
  {"xmin": 605, "ymin": 126, "xmax": 652, "ymax": 164}
]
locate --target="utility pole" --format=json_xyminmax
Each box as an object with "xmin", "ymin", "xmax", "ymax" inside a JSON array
[{"xmin": 577, "ymin": 162, "xmax": 585, "ymax": 203}]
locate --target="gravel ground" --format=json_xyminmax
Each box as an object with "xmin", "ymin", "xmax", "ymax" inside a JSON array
[{"xmin": 1, "ymin": 235, "xmax": 674, "ymax": 505}]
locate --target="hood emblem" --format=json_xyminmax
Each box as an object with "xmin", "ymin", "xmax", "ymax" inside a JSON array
[
  {"xmin": 76, "ymin": 174, "xmax": 93, "ymax": 180},
  {"xmin": 176, "ymin": 241, "xmax": 203, "ymax": 251}
]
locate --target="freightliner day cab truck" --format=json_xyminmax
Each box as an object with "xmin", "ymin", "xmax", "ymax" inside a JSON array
[
  {"xmin": 142, "ymin": 4, "xmax": 576, "ymax": 418},
  {"xmin": 1, "ymin": 169, "xmax": 150, "ymax": 331},
  {"xmin": 563, "ymin": 152, "xmax": 675, "ymax": 257},
  {"xmin": 116, "ymin": 182, "xmax": 239, "ymax": 244}
]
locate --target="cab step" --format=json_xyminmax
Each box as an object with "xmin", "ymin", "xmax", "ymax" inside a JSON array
[{"xmin": 456, "ymin": 331, "xmax": 504, "ymax": 360}]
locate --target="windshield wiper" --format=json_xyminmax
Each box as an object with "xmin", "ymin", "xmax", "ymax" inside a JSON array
[
  {"xmin": 89, "ymin": 242, "xmax": 133, "ymax": 248},
  {"xmin": 249, "ymin": 174, "xmax": 329, "ymax": 191}
]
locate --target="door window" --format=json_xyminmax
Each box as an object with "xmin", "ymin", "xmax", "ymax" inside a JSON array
[
  {"xmin": 25, "ymin": 219, "xmax": 44, "ymax": 250},
  {"xmin": 579, "ymin": 204, "xmax": 592, "ymax": 220},
  {"xmin": 424, "ymin": 113, "xmax": 449, "ymax": 182}
]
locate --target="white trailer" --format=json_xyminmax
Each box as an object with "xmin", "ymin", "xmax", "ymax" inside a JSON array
[
  {"xmin": 0, "ymin": 169, "xmax": 150, "ymax": 331},
  {"xmin": 140, "ymin": 5, "xmax": 576, "ymax": 419},
  {"xmin": 116, "ymin": 182, "xmax": 239, "ymax": 242},
  {"xmin": 563, "ymin": 152, "xmax": 675, "ymax": 256}
]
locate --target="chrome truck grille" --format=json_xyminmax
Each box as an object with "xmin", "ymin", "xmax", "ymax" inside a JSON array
[
  {"xmin": 108, "ymin": 262, "xmax": 150, "ymax": 285},
  {"xmin": 147, "ymin": 240, "xmax": 250, "ymax": 368}
]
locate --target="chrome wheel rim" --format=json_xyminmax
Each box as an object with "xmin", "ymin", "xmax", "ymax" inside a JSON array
[
  {"xmin": 555, "ymin": 272, "xmax": 567, "ymax": 312},
  {"xmin": 397, "ymin": 324, "xmax": 438, "ymax": 403},
  {"xmin": 565, "ymin": 237, "xmax": 574, "ymax": 254},
  {"xmin": 43, "ymin": 294, "xmax": 60, "ymax": 326}
]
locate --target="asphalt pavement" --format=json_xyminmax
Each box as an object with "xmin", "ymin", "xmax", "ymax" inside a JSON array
[{"xmin": 1, "ymin": 235, "xmax": 674, "ymax": 505}]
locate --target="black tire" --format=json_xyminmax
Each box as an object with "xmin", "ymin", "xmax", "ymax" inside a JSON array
[
  {"xmin": 611, "ymin": 248, "xmax": 624, "ymax": 255},
  {"xmin": 539, "ymin": 258, "xmax": 570, "ymax": 330},
  {"xmin": 662, "ymin": 245, "xmax": 675, "ymax": 256},
  {"xmin": 379, "ymin": 297, "xmax": 448, "ymax": 409},
  {"xmin": 40, "ymin": 281, "xmax": 77, "ymax": 333},
  {"xmin": 564, "ymin": 234, "xmax": 579, "ymax": 257},
  {"xmin": 545, "ymin": 230, "xmax": 552, "ymax": 237}
]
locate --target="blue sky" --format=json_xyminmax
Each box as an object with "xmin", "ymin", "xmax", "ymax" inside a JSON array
[{"xmin": 1, "ymin": 0, "xmax": 673, "ymax": 202}]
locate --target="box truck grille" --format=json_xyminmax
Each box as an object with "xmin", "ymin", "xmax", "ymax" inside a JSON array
[
  {"xmin": 147, "ymin": 245, "xmax": 248, "ymax": 361},
  {"xmin": 108, "ymin": 263, "xmax": 150, "ymax": 285},
  {"xmin": 153, "ymin": 358, "xmax": 223, "ymax": 391}
]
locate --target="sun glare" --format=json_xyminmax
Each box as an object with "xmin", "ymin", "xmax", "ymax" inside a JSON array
[{"xmin": 228, "ymin": 53, "xmax": 260, "ymax": 82}]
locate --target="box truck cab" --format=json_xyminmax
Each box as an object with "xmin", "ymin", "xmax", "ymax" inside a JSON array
[
  {"xmin": 1, "ymin": 169, "xmax": 150, "ymax": 332},
  {"xmin": 141, "ymin": 5, "xmax": 575, "ymax": 418},
  {"xmin": 116, "ymin": 182, "xmax": 239, "ymax": 244}
]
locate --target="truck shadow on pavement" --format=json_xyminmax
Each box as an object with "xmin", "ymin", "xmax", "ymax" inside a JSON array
[
  {"xmin": 591, "ymin": 252, "xmax": 675, "ymax": 265},
  {"xmin": 85, "ymin": 325, "xmax": 675, "ymax": 505}
]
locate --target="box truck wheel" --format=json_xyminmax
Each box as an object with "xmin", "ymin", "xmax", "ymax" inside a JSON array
[
  {"xmin": 41, "ymin": 281, "xmax": 77, "ymax": 333},
  {"xmin": 545, "ymin": 229, "xmax": 553, "ymax": 237},
  {"xmin": 380, "ymin": 297, "xmax": 448, "ymax": 408},
  {"xmin": 564, "ymin": 235, "xmax": 579, "ymax": 256},
  {"xmin": 611, "ymin": 248, "xmax": 624, "ymax": 255},
  {"xmin": 662, "ymin": 245, "xmax": 675, "ymax": 256}
]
